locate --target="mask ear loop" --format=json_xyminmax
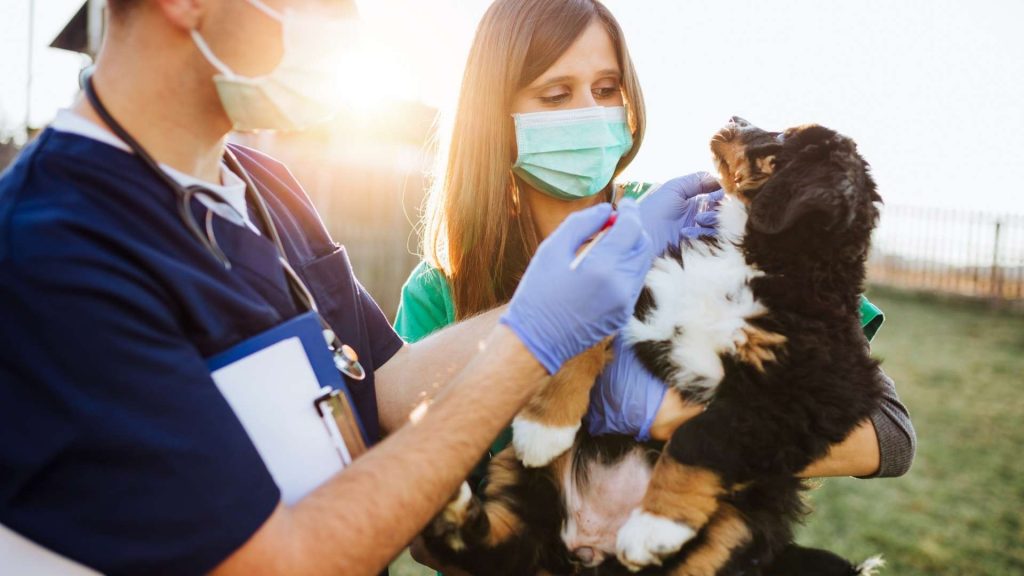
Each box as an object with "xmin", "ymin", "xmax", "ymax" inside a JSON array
[
  {"xmin": 190, "ymin": 29, "xmax": 238, "ymax": 79},
  {"xmin": 244, "ymin": 0, "xmax": 284, "ymax": 22}
]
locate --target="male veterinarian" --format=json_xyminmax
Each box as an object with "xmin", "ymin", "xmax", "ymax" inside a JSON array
[{"xmin": 0, "ymin": 1, "xmax": 717, "ymax": 574}]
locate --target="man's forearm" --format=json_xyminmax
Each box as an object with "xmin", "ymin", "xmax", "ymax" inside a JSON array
[
  {"xmin": 376, "ymin": 306, "xmax": 507, "ymax": 433},
  {"xmin": 212, "ymin": 325, "xmax": 548, "ymax": 576}
]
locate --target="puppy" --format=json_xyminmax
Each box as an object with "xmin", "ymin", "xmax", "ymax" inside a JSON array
[{"xmin": 423, "ymin": 118, "xmax": 886, "ymax": 576}]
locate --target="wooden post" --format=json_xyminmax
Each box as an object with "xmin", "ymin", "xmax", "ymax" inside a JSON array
[{"xmin": 990, "ymin": 219, "xmax": 1003, "ymax": 303}]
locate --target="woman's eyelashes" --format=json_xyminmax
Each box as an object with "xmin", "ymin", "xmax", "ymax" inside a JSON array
[
  {"xmin": 538, "ymin": 91, "xmax": 572, "ymax": 105},
  {"xmin": 536, "ymin": 84, "xmax": 622, "ymax": 107}
]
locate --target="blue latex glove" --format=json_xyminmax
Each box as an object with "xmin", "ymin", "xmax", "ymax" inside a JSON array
[
  {"xmin": 587, "ymin": 332, "xmax": 668, "ymax": 440},
  {"xmin": 682, "ymin": 191, "xmax": 725, "ymax": 239},
  {"xmin": 501, "ymin": 200, "xmax": 653, "ymax": 374},
  {"xmin": 638, "ymin": 172, "xmax": 724, "ymax": 254},
  {"xmin": 587, "ymin": 180, "xmax": 725, "ymax": 439}
]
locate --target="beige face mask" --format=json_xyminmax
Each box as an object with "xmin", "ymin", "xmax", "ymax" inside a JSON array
[{"xmin": 191, "ymin": 0, "xmax": 357, "ymax": 132}]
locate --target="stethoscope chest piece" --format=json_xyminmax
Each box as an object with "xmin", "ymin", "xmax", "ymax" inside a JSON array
[{"xmin": 323, "ymin": 329, "xmax": 366, "ymax": 381}]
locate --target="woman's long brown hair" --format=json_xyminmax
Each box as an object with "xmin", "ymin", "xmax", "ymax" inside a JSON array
[{"xmin": 421, "ymin": 0, "xmax": 646, "ymax": 320}]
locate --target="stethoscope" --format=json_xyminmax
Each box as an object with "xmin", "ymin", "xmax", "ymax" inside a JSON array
[{"xmin": 83, "ymin": 74, "xmax": 366, "ymax": 381}]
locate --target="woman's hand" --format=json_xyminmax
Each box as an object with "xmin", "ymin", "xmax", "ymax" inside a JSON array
[
  {"xmin": 588, "ymin": 333, "xmax": 705, "ymax": 440},
  {"xmin": 636, "ymin": 172, "xmax": 723, "ymax": 256}
]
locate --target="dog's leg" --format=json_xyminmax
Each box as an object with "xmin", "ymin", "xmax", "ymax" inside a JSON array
[
  {"xmin": 665, "ymin": 503, "xmax": 754, "ymax": 576},
  {"xmin": 616, "ymin": 400, "xmax": 758, "ymax": 572},
  {"xmin": 615, "ymin": 448, "xmax": 726, "ymax": 572},
  {"xmin": 422, "ymin": 449, "xmax": 566, "ymax": 575},
  {"xmin": 512, "ymin": 339, "xmax": 612, "ymax": 467}
]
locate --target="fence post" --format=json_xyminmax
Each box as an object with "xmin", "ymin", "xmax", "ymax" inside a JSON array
[{"xmin": 990, "ymin": 219, "xmax": 1003, "ymax": 303}]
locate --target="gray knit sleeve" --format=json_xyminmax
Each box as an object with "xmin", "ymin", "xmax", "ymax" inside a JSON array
[{"xmin": 859, "ymin": 366, "xmax": 916, "ymax": 478}]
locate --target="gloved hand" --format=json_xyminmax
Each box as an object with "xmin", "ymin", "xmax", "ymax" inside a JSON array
[
  {"xmin": 587, "ymin": 332, "xmax": 668, "ymax": 440},
  {"xmin": 501, "ymin": 200, "xmax": 653, "ymax": 374},
  {"xmin": 587, "ymin": 175, "xmax": 725, "ymax": 440},
  {"xmin": 638, "ymin": 172, "xmax": 724, "ymax": 254}
]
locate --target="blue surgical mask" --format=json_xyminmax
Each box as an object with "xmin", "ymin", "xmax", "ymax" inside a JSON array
[{"xmin": 512, "ymin": 106, "xmax": 633, "ymax": 200}]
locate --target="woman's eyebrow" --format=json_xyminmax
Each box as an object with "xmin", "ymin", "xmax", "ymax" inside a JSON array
[{"xmin": 529, "ymin": 69, "xmax": 622, "ymax": 91}]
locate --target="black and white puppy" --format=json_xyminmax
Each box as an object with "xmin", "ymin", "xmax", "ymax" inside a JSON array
[
  {"xmin": 423, "ymin": 118, "xmax": 887, "ymax": 576},
  {"xmin": 616, "ymin": 117, "xmax": 886, "ymax": 574}
]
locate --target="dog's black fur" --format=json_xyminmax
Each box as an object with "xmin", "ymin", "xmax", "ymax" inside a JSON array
[{"xmin": 422, "ymin": 121, "xmax": 885, "ymax": 575}]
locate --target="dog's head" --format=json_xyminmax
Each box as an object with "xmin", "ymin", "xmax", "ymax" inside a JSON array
[{"xmin": 710, "ymin": 117, "xmax": 881, "ymax": 238}]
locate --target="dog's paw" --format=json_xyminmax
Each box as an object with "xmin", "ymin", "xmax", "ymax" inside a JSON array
[
  {"xmin": 615, "ymin": 508, "xmax": 696, "ymax": 572},
  {"xmin": 426, "ymin": 481, "xmax": 474, "ymax": 552},
  {"xmin": 856, "ymin": 555, "xmax": 885, "ymax": 575},
  {"xmin": 511, "ymin": 417, "xmax": 578, "ymax": 467}
]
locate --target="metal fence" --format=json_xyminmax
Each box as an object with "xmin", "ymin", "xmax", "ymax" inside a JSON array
[{"xmin": 868, "ymin": 205, "xmax": 1024, "ymax": 305}]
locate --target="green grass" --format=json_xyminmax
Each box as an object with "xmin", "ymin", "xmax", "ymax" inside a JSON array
[
  {"xmin": 394, "ymin": 289, "xmax": 1024, "ymax": 575},
  {"xmin": 797, "ymin": 288, "xmax": 1024, "ymax": 575}
]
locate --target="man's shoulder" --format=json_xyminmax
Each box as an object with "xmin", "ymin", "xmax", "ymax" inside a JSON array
[
  {"xmin": 1, "ymin": 129, "xmax": 153, "ymax": 209},
  {"xmin": 0, "ymin": 130, "xmax": 165, "ymax": 265}
]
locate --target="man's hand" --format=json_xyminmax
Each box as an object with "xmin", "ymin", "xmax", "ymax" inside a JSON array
[{"xmin": 502, "ymin": 200, "xmax": 653, "ymax": 374}]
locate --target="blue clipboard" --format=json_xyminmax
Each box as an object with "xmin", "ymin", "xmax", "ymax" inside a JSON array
[
  {"xmin": 206, "ymin": 312, "xmax": 369, "ymax": 503},
  {"xmin": 206, "ymin": 311, "xmax": 369, "ymax": 442}
]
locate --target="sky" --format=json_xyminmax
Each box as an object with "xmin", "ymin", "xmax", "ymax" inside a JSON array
[{"xmin": 2, "ymin": 0, "xmax": 1023, "ymax": 213}]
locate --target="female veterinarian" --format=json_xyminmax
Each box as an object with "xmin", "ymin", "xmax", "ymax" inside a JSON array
[
  {"xmin": 396, "ymin": 0, "xmax": 917, "ymax": 570},
  {"xmin": 0, "ymin": 1, "xmax": 712, "ymax": 575}
]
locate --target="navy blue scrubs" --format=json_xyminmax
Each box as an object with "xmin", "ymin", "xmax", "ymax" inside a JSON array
[{"xmin": 0, "ymin": 130, "xmax": 404, "ymax": 574}]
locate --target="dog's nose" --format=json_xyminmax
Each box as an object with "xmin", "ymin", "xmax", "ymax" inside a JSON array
[{"xmin": 572, "ymin": 546, "xmax": 596, "ymax": 566}]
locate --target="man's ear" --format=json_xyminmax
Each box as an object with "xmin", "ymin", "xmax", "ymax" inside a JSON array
[
  {"xmin": 155, "ymin": 0, "xmax": 204, "ymax": 31},
  {"xmin": 747, "ymin": 156, "xmax": 844, "ymax": 235}
]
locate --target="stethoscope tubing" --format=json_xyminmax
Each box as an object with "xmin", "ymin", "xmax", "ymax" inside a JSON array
[{"xmin": 82, "ymin": 74, "xmax": 365, "ymax": 380}]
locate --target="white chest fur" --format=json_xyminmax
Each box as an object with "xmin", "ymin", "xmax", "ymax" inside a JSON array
[{"xmin": 624, "ymin": 197, "xmax": 766, "ymax": 401}]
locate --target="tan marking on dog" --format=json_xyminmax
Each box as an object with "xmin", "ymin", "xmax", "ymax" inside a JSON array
[
  {"xmin": 711, "ymin": 130, "xmax": 775, "ymax": 204},
  {"xmin": 481, "ymin": 500, "xmax": 523, "ymax": 547},
  {"xmin": 518, "ymin": 339, "xmax": 612, "ymax": 427},
  {"xmin": 736, "ymin": 325, "xmax": 787, "ymax": 373},
  {"xmin": 477, "ymin": 449, "xmax": 571, "ymax": 547},
  {"xmin": 756, "ymin": 155, "xmax": 776, "ymax": 175},
  {"xmin": 484, "ymin": 449, "xmax": 523, "ymax": 496},
  {"xmin": 710, "ymin": 138, "xmax": 747, "ymax": 198},
  {"xmin": 668, "ymin": 504, "xmax": 752, "ymax": 576},
  {"xmin": 642, "ymin": 456, "xmax": 724, "ymax": 530}
]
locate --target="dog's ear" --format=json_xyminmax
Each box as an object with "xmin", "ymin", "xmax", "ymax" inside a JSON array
[{"xmin": 748, "ymin": 147, "xmax": 845, "ymax": 235}]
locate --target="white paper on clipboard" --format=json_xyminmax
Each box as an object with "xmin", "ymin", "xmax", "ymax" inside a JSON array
[
  {"xmin": 0, "ymin": 523, "xmax": 100, "ymax": 576},
  {"xmin": 210, "ymin": 336, "xmax": 344, "ymax": 505}
]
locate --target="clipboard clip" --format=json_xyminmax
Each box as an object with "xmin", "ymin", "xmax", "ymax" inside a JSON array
[{"xmin": 313, "ymin": 386, "xmax": 368, "ymax": 465}]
